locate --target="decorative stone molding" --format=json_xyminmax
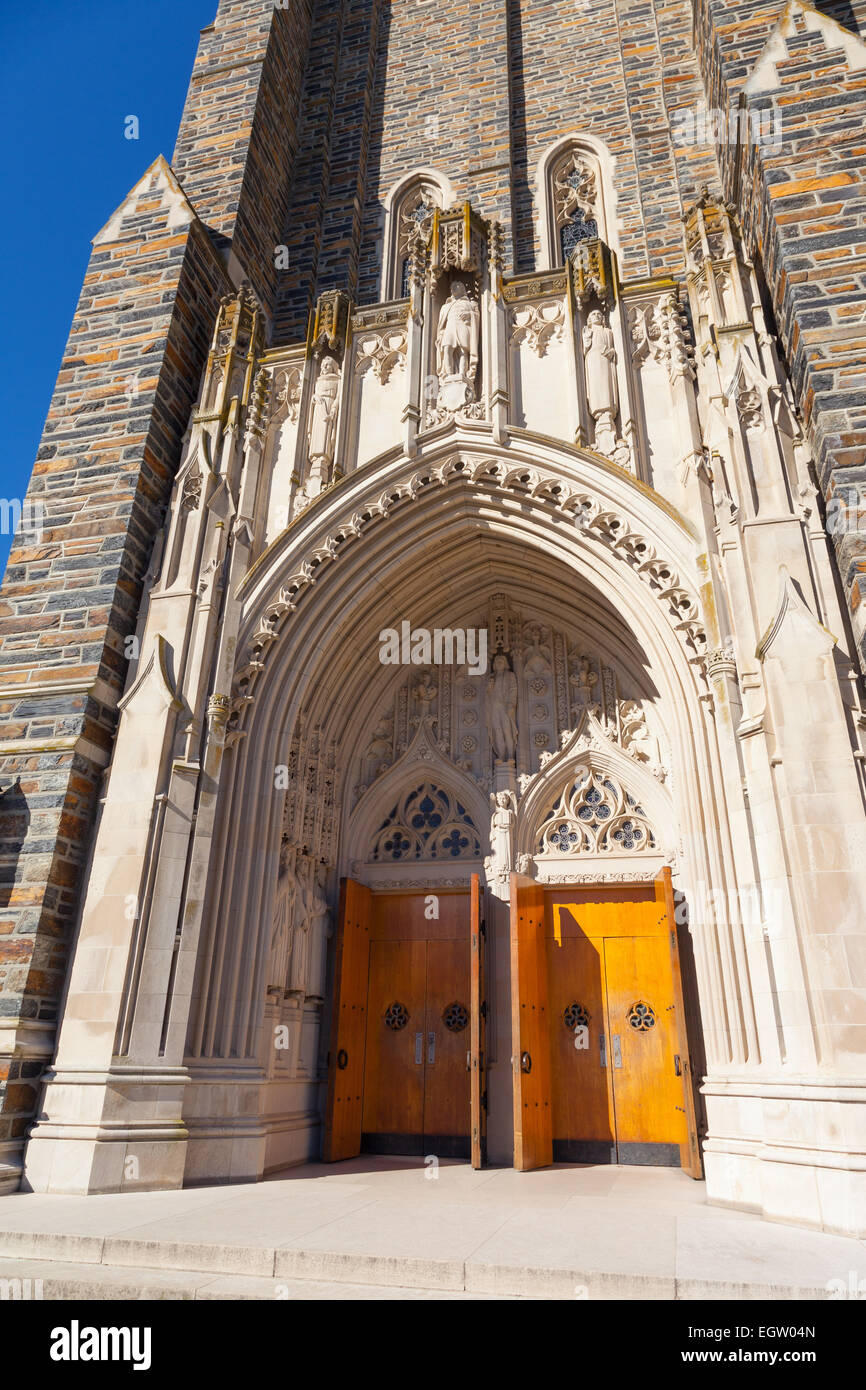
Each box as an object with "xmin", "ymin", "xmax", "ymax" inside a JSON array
[
  {"xmin": 502, "ymin": 271, "xmax": 568, "ymax": 304},
  {"xmin": 354, "ymin": 325, "xmax": 408, "ymax": 384},
  {"xmin": 311, "ymin": 290, "xmax": 350, "ymax": 358},
  {"xmin": 429, "ymin": 202, "xmax": 488, "ymax": 283},
  {"xmin": 509, "ymin": 299, "xmax": 565, "ymax": 356},
  {"xmin": 230, "ymin": 452, "xmax": 708, "ymax": 731},
  {"xmin": 274, "ymin": 365, "xmax": 302, "ymax": 424},
  {"xmin": 570, "ymin": 238, "xmax": 616, "ymax": 309}
]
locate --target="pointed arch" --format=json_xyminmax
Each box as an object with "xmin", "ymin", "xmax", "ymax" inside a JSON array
[
  {"xmin": 381, "ymin": 168, "xmax": 454, "ymax": 300},
  {"xmin": 534, "ymin": 134, "xmax": 621, "ymax": 270}
]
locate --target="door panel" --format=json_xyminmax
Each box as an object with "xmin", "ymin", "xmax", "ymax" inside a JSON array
[
  {"xmin": 362, "ymin": 938, "xmax": 426, "ymax": 1153},
  {"xmin": 656, "ymin": 868, "xmax": 702, "ymax": 1176},
  {"xmin": 546, "ymin": 933, "xmax": 615, "ymax": 1163},
  {"xmin": 510, "ymin": 873, "xmax": 553, "ymax": 1171},
  {"xmin": 323, "ymin": 879, "xmax": 372, "ymax": 1162},
  {"xmin": 424, "ymin": 938, "xmax": 471, "ymax": 1157},
  {"xmin": 603, "ymin": 934, "xmax": 687, "ymax": 1166},
  {"xmin": 469, "ymin": 874, "xmax": 486, "ymax": 1168}
]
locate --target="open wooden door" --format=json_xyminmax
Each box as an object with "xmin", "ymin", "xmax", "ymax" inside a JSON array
[
  {"xmin": 323, "ymin": 878, "xmax": 372, "ymax": 1162},
  {"xmin": 655, "ymin": 867, "xmax": 702, "ymax": 1177},
  {"xmin": 510, "ymin": 872, "xmax": 553, "ymax": 1171},
  {"xmin": 469, "ymin": 874, "xmax": 486, "ymax": 1168}
]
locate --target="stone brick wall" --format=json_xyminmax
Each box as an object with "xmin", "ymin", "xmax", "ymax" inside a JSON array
[
  {"xmin": 276, "ymin": 0, "xmax": 719, "ymax": 328},
  {"xmin": 0, "ymin": 161, "xmax": 231, "ymax": 1180},
  {"xmin": 174, "ymin": 0, "xmax": 314, "ymax": 317},
  {"xmin": 693, "ymin": 0, "xmax": 866, "ymax": 660}
]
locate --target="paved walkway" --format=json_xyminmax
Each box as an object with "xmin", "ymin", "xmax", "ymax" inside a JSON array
[{"xmin": 0, "ymin": 1158, "xmax": 863, "ymax": 1300}]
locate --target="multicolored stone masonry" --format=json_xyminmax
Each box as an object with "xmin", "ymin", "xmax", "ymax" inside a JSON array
[{"xmin": 1, "ymin": 0, "xmax": 864, "ymax": 1185}]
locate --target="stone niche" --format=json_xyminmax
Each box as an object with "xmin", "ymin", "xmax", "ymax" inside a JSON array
[{"xmin": 425, "ymin": 203, "xmax": 489, "ymax": 428}]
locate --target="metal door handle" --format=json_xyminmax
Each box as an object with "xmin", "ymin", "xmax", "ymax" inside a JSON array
[
  {"xmin": 599, "ymin": 1033, "xmax": 606, "ymax": 1068},
  {"xmin": 428, "ymin": 1031, "xmax": 436, "ymax": 1065},
  {"xmin": 520, "ymin": 1050, "xmax": 532, "ymax": 1073},
  {"xmin": 414, "ymin": 1032, "xmax": 423, "ymax": 1065},
  {"xmin": 337, "ymin": 1049, "xmax": 348, "ymax": 1070},
  {"xmin": 612, "ymin": 1034, "xmax": 622, "ymax": 1069},
  {"xmin": 674, "ymin": 1053, "xmax": 682, "ymax": 1077}
]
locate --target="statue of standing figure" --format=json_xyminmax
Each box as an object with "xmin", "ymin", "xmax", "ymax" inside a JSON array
[
  {"xmin": 582, "ymin": 309, "xmax": 619, "ymax": 451},
  {"xmin": 308, "ymin": 357, "xmax": 341, "ymax": 469},
  {"xmin": 436, "ymin": 280, "xmax": 480, "ymax": 383},
  {"xmin": 287, "ymin": 853, "xmax": 316, "ymax": 998},
  {"xmin": 485, "ymin": 789, "xmax": 516, "ymax": 889},
  {"xmin": 269, "ymin": 838, "xmax": 297, "ymax": 996},
  {"xmin": 486, "ymin": 651, "xmax": 518, "ymax": 764},
  {"xmin": 306, "ymin": 864, "xmax": 332, "ymax": 1003}
]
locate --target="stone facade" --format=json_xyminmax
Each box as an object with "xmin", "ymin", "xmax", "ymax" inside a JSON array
[{"xmin": 1, "ymin": 0, "xmax": 864, "ymax": 1236}]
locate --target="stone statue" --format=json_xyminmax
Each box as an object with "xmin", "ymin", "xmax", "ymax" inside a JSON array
[
  {"xmin": 269, "ymin": 838, "xmax": 296, "ymax": 995},
  {"xmin": 436, "ymin": 280, "xmax": 480, "ymax": 383},
  {"xmin": 582, "ymin": 309, "xmax": 619, "ymax": 451},
  {"xmin": 306, "ymin": 864, "xmax": 332, "ymax": 1003},
  {"xmin": 287, "ymin": 853, "xmax": 315, "ymax": 998},
  {"xmin": 486, "ymin": 651, "xmax": 518, "ymax": 764},
  {"xmin": 485, "ymin": 789, "xmax": 516, "ymax": 887},
  {"xmin": 308, "ymin": 357, "xmax": 341, "ymax": 468}
]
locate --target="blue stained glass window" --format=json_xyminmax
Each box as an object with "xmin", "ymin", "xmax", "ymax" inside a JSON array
[{"xmin": 560, "ymin": 213, "xmax": 598, "ymax": 260}]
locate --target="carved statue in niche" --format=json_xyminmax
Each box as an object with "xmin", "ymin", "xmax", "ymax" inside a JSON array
[
  {"xmin": 582, "ymin": 308, "xmax": 619, "ymax": 453},
  {"xmin": 484, "ymin": 789, "xmax": 516, "ymax": 888},
  {"xmin": 486, "ymin": 650, "xmax": 518, "ymax": 764},
  {"xmin": 305, "ymin": 863, "xmax": 332, "ymax": 1003},
  {"xmin": 522, "ymin": 624, "xmax": 551, "ymax": 675},
  {"xmin": 269, "ymin": 838, "xmax": 297, "ymax": 995},
  {"xmin": 308, "ymin": 357, "xmax": 341, "ymax": 471},
  {"xmin": 570, "ymin": 654, "xmax": 599, "ymax": 716},
  {"xmin": 436, "ymin": 280, "xmax": 480, "ymax": 386},
  {"xmin": 287, "ymin": 853, "xmax": 316, "ymax": 998}
]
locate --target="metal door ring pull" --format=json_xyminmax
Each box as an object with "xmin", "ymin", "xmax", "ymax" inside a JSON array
[
  {"xmin": 521, "ymin": 1051, "xmax": 532, "ymax": 1073},
  {"xmin": 336, "ymin": 1049, "xmax": 348, "ymax": 1070}
]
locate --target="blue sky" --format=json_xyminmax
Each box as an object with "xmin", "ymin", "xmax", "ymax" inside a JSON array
[{"xmin": 0, "ymin": 0, "xmax": 217, "ymax": 580}]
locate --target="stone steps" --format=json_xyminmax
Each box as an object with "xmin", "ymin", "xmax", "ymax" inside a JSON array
[
  {"xmin": 0, "ymin": 1255, "xmax": 516, "ymax": 1301},
  {"xmin": 0, "ymin": 1225, "xmax": 842, "ymax": 1300}
]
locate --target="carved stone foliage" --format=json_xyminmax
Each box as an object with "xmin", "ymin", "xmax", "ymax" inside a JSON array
[
  {"xmin": 509, "ymin": 298, "xmax": 565, "ymax": 356},
  {"xmin": 369, "ymin": 782, "xmax": 482, "ymax": 863},
  {"xmin": 281, "ymin": 721, "xmax": 338, "ymax": 866},
  {"xmin": 398, "ymin": 186, "xmax": 438, "ymax": 265},
  {"xmin": 552, "ymin": 150, "xmax": 599, "ymax": 257},
  {"xmin": 536, "ymin": 767, "xmax": 657, "ymax": 857},
  {"xmin": 274, "ymin": 365, "xmax": 302, "ymax": 424},
  {"xmin": 429, "ymin": 204, "xmax": 488, "ymax": 283},
  {"xmin": 354, "ymin": 327, "xmax": 408, "ymax": 384},
  {"xmin": 627, "ymin": 293, "xmax": 696, "ymax": 385}
]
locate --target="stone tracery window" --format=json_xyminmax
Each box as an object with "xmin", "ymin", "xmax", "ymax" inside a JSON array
[
  {"xmin": 537, "ymin": 768, "xmax": 656, "ymax": 856},
  {"xmin": 543, "ymin": 142, "xmax": 608, "ymax": 268},
  {"xmin": 387, "ymin": 180, "xmax": 442, "ymax": 300},
  {"xmin": 369, "ymin": 782, "xmax": 482, "ymax": 862}
]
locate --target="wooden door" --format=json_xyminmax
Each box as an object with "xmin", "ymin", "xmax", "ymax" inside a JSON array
[
  {"xmin": 424, "ymin": 938, "xmax": 471, "ymax": 1158},
  {"xmin": 655, "ymin": 867, "xmax": 702, "ymax": 1176},
  {"xmin": 546, "ymin": 933, "xmax": 615, "ymax": 1163},
  {"xmin": 510, "ymin": 873, "xmax": 552, "ymax": 1170},
  {"xmin": 323, "ymin": 878, "xmax": 372, "ymax": 1162},
  {"xmin": 469, "ymin": 874, "xmax": 486, "ymax": 1168},
  {"xmin": 361, "ymin": 939, "xmax": 426, "ymax": 1153},
  {"xmin": 603, "ymin": 934, "xmax": 687, "ymax": 1165}
]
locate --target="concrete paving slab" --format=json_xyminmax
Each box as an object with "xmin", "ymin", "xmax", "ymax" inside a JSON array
[{"xmin": 0, "ymin": 1159, "xmax": 861, "ymax": 1300}]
